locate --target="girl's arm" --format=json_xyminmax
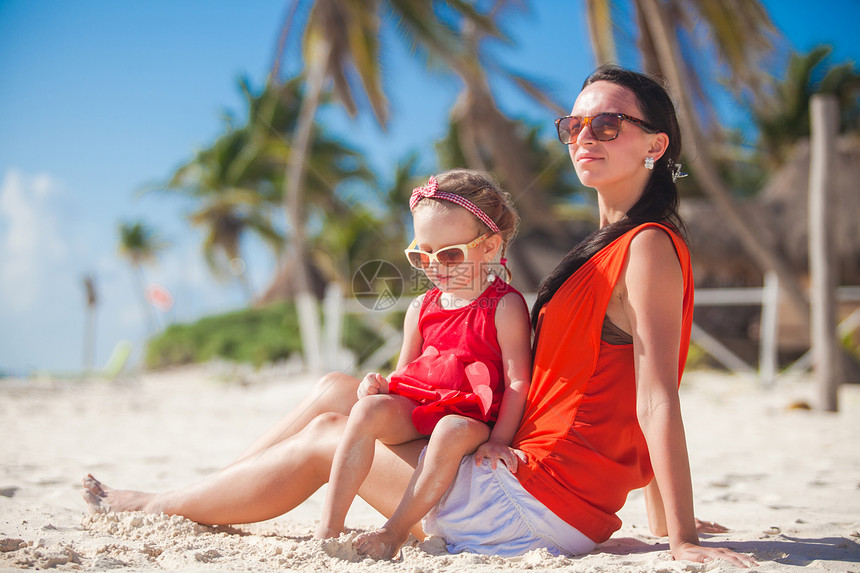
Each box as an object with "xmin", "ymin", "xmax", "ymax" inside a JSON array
[
  {"xmin": 394, "ymin": 294, "xmax": 426, "ymax": 371},
  {"xmin": 623, "ymin": 229, "xmax": 755, "ymax": 568},
  {"xmin": 475, "ymin": 292, "xmax": 532, "ymax": 471},
  {"xmin": 359, "ymin": 294, "xmax": 425, "ymax": 399}
]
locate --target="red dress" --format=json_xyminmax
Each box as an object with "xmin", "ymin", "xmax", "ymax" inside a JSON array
[{"xmin": 388, "ymin": 279, "xmax": 527, "ymax": 435}]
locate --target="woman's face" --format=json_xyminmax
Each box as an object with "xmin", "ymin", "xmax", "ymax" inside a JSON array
[
  {"xmin": 567, "ymin": 81, "xmax": 664, "ymax": 194},
  {"xmin": 410, "ymin": 203, "xmax": 498, "ymax": 295}
]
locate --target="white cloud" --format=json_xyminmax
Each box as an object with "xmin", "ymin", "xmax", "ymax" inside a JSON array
[{"xmin": 0, "ymin": 170, "xmax": 71, "ymax": 310}]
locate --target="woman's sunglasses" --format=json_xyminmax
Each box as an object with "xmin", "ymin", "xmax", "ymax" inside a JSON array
[
  {"xmin": 404, "ymin": 233, "xmax": 490, "ymax": 269},
  {"xmin": 555, "ymin": 113, "xmax": 658, "ymax": 145}
]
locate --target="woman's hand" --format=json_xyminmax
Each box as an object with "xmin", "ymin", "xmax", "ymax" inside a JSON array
[
  {"xmin": 357, "ymin": 373, "xmax": 389, "ymax": 399},
  {"xmin": 695, "ymin": 518, "xmax": 729, "ymax": 534},
  {"xmin": 672, "ymin": 541, "xmax": 758, "ymax": 568},
  {"xmin": 475, "ymin": 439, "xmax": 519, "ymax": 471}
]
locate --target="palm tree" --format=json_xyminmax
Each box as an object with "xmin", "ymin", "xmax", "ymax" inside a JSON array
[
  {"xmin": 269, "ymin": 0, "xmax": 492, "ymax": 296},
  {"xmin": 435, "ymin": 113, "xmax": 588, "ymax": 289},
  {"xmin": 586, "ymin": 0, "xmax": 813, "ymax": 318},
  {"xmin": 165, "ymin": 118, "xmax": 282, "ymax": 303},
  {"xmin": 188, "ymin": 192, "xmax": 282, "ymax": 303},
  {"xmin": 82, "ymin": 273, "xmax": 98, "ymax": 373},
  {"xmin": 265, "ymin": 0, "xmax": 491, "ymax": 369},
  {"xmin": 438, "ymin": 6, "xmax": 576, "ymax": 244},
  {"xmin": 118, "ymin": 221, "xmax": 167, "ymax": 335},
  {"xmin": 754, "ymin": 46, "xmax": 860, "ymax": 169},
  {"xmin": 316, "ymin": 154, "xmax": 421, "ymax": 287},
  {"xmin": 160, "ymin": 76, "xmax": 376, "ymax": 303}
]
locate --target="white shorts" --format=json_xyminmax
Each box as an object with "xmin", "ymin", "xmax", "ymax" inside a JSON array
[{"xmin": 422, "ymin": 453, "xmax": 596, "ymax": 557}]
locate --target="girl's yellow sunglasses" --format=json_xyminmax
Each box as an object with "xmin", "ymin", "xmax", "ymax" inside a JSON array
[{"xmin": 404, "ymin": 233, "xmax": 490, "ymax": 269}]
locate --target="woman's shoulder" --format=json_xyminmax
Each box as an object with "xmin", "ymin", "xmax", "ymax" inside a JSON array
[
  {"xmin": 628, "ymin": 226, "xmax": 682, "ymax": 267},
  {"xmin": 626, "ymin": 223, "xmax": 689, "ymax": 264},
  {"xmin": 629, "ymin": 224, "xmax": 676, "ymax": 249},
  {"xmin": 623, "ymin": 226, "xmax": 687, "ymax": 296}
]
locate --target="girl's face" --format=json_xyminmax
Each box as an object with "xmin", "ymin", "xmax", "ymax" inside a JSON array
[
  {"xmin": 568, "ymin": 81, "xmax": 666, "ymax": 195},
  {"xmin": 410, "ymin": 203, "xmax": 500, "ymax": 295}
]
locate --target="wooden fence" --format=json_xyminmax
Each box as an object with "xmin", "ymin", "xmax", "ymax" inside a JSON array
[{"xmin": 315, "ymin": 279, "xmax": 860, "ymax": 384}]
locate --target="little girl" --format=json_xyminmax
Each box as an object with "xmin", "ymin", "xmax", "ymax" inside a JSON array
[{"xmin": 314, "ymin": 169, "xmax": 532, "ymax": 559}]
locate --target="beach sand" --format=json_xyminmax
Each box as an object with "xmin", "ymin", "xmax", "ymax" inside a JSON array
[{"xmin": 1, "ymin": 364, "xmax": 858, "ymax": 571}]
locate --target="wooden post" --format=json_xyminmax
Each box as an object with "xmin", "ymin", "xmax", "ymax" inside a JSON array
[
  {"xmin": 808, "ymin": 94, "xmax": 841, "ymax": 412},
  {"xmin": 296, "ymin": 292, "xmax": 321, "ymax": 373},
  {"xmin": 759, "ymin": 270, "xmax": 779, "ymax": 385},
  {"xmin": 322, "ymin": 283, "xmax": 345, "ymax": 370}
]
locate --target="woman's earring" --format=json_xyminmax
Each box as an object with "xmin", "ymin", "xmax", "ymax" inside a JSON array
[{"xmin": 644, "ymin": 157, "xmax": 655, "ymax": 170}]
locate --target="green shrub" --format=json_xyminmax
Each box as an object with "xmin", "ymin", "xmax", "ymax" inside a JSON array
[{"xmin": 145, "ymin": 302, "xmax": 384, "ymax": 369}]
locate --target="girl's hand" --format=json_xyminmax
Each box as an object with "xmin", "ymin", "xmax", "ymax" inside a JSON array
[
  {"xmin": 695, "ymin": 518, "xmax": 729, "ymax": 534},
  {"xmin": 672, "ymin": 541, "xmax": 758, "ymax": 568},
  {"xmin": 357, "ymin": 373, "xmax": 389, "ymax": 399},
  {"xmin": 475, "ymin": 439, "xmax": 519, "ymax": 472}
]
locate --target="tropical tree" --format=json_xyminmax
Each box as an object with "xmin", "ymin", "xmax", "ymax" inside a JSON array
[
  {"xmin": 274, "ymin": 0, "xmax": 488, "ymax": 288},
  {"xmin": 754, "ymin": 46, "xmax": 860, "ymax": 169},
  {"xmin": 585, "ymin": 0, "xmax": 813, "ymax": 318},
  {"xmin": 118, "ymin": 221, "xmax": 167, "ymax": 335},
  {"xmin": 164, "ymin": 117, "xmax": 282, "ymax": 303},
  {"xmin": 435, "ymin": 113, "xmax": 587, "ymax": 288},
  {"xmin": 160, "ymin": 77, "xmax": 372, "ymax": 303},
  {"xmin": 435, "ymin": 5, "xmax": 577, "ymax": 245},
  {"xmin": 82, "ymin": 273, "xmax": 98, "ymax": 373},
  {"xmin": 262, "ymin": 0, "xmax": 492, "ymax": 369}
]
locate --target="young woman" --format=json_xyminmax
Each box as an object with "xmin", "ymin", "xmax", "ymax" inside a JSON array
[{"xmin": 82, "ymin": 66, "xmax": 756, "ymax": 567}]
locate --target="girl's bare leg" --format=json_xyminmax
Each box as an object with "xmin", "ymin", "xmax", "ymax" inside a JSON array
[
  {"xmin": 315, "ymin": 395, "xmax": 421, "ymax": 539},
  {"xmin": 354, "ymin": 416, "xmax": 490, "ymax": 559},
  {"xmin": 82, "ymin": 411, "xmax": 428, "ymax": 529}
]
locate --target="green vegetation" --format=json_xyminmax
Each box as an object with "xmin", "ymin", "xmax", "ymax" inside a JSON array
[{"xmin": 145, "ymin": 302, "xmax": 384, "ymax": 370}]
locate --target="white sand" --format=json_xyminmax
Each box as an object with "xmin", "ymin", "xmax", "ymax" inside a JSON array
[{"xmin": 1, "ymin": 364, "xmax": 859, "ymax": 571}]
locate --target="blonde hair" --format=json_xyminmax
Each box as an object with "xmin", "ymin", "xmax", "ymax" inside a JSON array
[{"xmin": 412, "ymin": 169, "xmax": 520, "ymax": 281}]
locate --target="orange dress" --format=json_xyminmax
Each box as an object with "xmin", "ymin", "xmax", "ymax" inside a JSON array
[{"xmin": 512, "ymin": 223, "xmax": 695, "ymax": 543}]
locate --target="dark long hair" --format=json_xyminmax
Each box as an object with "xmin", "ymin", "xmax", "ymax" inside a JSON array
[{"xmin": 531, "ymin": 65, "xmax": 687, "ymax": 327}]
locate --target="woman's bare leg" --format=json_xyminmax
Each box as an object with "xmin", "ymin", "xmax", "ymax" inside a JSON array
[
  {"xmin": 233, "ymin": 372, "xmax": 361, "ymax": 462},
  {"xmin": 354, "ymin": 416, "xmax": 490, "ymax": 559},
  {"xmin": 315, "ymin": 395, "xmax": 421, "ymax": 539},
  {"xmin": 82, "ymin": 411, "xmax": 427, "ymax": 529},
  {"xmin": 81, "ymin": 371, "xmax": 359, "ymax": 516}
]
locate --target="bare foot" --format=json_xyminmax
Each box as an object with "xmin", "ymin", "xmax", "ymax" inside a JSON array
[
  {"xmin": 353, "ymin": 526, "xmax": 407, "ymax": 560},
  {"xmin": 313, "ymin": 524, "xmax": 343, "ymax": 540},
  {"xmin": 696, "ymin": 518, "xmax": 730, "ymax": 534},
  {"xmin": 80, "ymin": 474, "xmax": 153, "ymax": 514}
]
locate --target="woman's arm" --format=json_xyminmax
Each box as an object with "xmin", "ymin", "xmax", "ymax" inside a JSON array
[
  {"xmin": 475, "ymin": 292, "xmax": 531, "ymax": 470},
  {"xmin": 645, "ymin": 477, "xmax": 730, "ymax": 536},
  {"xmin": 623, "ymin": 229, "xmax": 755, "ymax": 567},
  {"xmin": 623, "ymin": 229, "xmax": 698, "ymax": 551}
]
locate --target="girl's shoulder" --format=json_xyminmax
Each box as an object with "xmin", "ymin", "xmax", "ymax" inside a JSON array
[
  {"xmin": 493, "ymin": 286, "xmax": 530, "ymax": 325},
  {"xmin": 411, "ymin": 287, "xmax": 441, "ymax": 315},
  {"xmin": 484, "ymin": 277, "xmax": 523, "ymax": 298}
]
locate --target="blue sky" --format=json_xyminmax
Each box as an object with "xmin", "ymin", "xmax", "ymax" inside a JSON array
[{"xmin": 1, "ymin": 0, "xmax": 858, "ymax": 374}]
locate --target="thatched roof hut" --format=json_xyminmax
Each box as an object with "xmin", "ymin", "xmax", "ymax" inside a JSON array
[{"xmin": 685, "ymin": 135, "xmax": 860, "ymax": 287}]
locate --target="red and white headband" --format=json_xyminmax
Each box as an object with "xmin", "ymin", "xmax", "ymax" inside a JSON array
[{"xmin": 408, "ymin": 176, "xmax": 500, "ymax": 234}]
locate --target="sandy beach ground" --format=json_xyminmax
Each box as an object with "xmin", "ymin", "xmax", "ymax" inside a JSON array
[{"xmin": 1, "ymin": 364, "xmax": 858, "ymax": 572}]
